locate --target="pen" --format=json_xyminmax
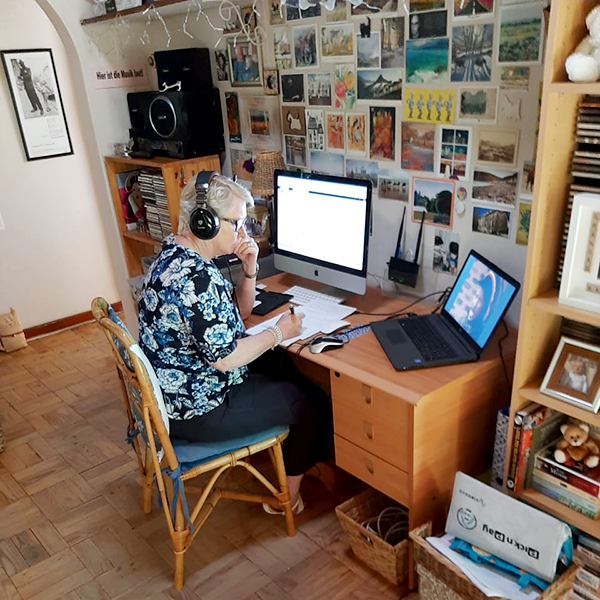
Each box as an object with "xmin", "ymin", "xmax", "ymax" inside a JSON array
[{"xmin": 290, "ymin": 306, "xmax": 295, "ymax": 315}]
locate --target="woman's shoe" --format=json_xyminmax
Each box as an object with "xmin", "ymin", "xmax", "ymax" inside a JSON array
[{"xmin": 262, "ymin": 493, "xmax": 305, "ymax": 515}]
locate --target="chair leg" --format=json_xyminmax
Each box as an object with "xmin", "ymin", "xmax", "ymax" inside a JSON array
[
  {"xmin": 271, "ymin": 442, "xmax": 295, "ymax": 537},
  {"xmin": 173, "ymin": 503, "xmax": 188, "ymax": 590},
  {"xmin": 174, "ymin": 548, "xmax": 185, "ymax": 590}
]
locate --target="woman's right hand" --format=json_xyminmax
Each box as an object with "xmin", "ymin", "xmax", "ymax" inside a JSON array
[{"xmin": 276, "ymin": 311, "xmax": 305, "ymax": 340}]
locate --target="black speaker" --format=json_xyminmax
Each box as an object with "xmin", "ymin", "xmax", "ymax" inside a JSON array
[
  {"xmin": 154, "ymin": 48, "xmax": 212, "ymax": 91},
  {"xmin": 127, "ymin": 90, "xmax": 224, "ymax": 158}
]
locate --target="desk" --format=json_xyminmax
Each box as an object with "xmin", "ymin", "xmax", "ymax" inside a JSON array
[{"xmin": 252, "ymin": 273, "xmax": 516, "ymax": 536}]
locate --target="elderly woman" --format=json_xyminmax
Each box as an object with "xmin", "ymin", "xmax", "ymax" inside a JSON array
[{"xmin": 138, "ymin": 174, "xmax": 332, "ymax": 513}]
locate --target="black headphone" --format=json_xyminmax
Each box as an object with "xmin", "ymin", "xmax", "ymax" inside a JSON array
[{"xmin": 189, "ymin": 171, "xmax": 221, "ymax": 240}]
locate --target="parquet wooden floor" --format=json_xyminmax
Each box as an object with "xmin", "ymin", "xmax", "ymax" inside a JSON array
[{"xmin": 0, "ymin": 322, "xmax": 419, "ymax": 600}]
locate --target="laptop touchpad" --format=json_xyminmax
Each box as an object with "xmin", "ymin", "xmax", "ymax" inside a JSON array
[{"xmin": 386, "ymin": 329, "xmax": 407, "ymax": 345}]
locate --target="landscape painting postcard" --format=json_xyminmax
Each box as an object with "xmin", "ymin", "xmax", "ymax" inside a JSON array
[
  {"xmin": 321, "ymin": 24, "xmax": 354, "ymax": 60},
  {"xmin": 351, "ymin": 0, "xmax": 397, "ymax": 15},
  {"xmin": 451, "ymin": 24, "xmax": 493, "ymax": 82},
  {"xmin": 476, "ymin": 128, "xmax": 519, "ymax": 168},
  {"xmin": 402, "ymin": 122, "xmax": 435, "ymax": 171},
  {"xmin": 346, "ymin": 159, "xmax": 378, "ymax": 188},
  {"xmin": 357, "ymin": 68, "xmax": 402, "ymax": 101},
  {"xmin": 357, "ymin": 32, "xmax": 381, "ymax": 69},
  {"xmin": 310, "ymin": 151, "xmax": 344, "ymax": 176},
  {"xmin": 381, "ymin": 17, "xmax": 404, "ymax": 68},
  {"xmin": 500, "ymin": 66, "xmax": 530, "ymax": 90},
  {"xmin": 498, "ymin": 4, "xmax": 543, "ymax": 65},
  {"xmin": 472, "ymin": 166, "xmax": 518, "ymax": 207},
  {"xmin": 411, "ymin": 176, "xmax": 454, "ymax": 228},
  {"xmin": 458, "ymin": 86, "xmax": 498, "ymax": 122},
  {"xmin": 472, "ymin": 206, "xmax": 511, "ymax": 238},
  {"xmin": 405, "ymin": 37, "xmax": 449, "ymax": 84}
]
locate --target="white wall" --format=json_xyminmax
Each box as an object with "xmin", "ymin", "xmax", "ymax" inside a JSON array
[{"xmin": 0, "ymin": 0, "xmax": 120, "ymax": 329}]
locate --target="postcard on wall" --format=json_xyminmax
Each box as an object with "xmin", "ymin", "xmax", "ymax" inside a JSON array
[
  {"xmin": 334, "ymin": 64, "xmax": 356, "ymax": 110},
  {"xmin": 476, "ymin": 128, "xmax": 520, "ymax": 168},
  {"xmin": 404, "ymin": 89, "xmax": 455, "ymax": 124},
  {"xmin": 326, "ymin": 112, "xmax": 345, "ymax": 151},
  {"xmin": 223, "ymin": 5, "xmax": 257, "ymax": 34},
  {"xmin": 520, "ymin": 160, "xmax": 535, "ymax": 198},
  {"xmin": 410, "ymin": 0, "xmax": 445, "ymax": 12},
  {"xmin": 500, "ymin": 66, "xmax": 530, "ymax": 90},
  {"xmin": 300, "ymin": 2, "xmax": 321, "ymax": 18},
  {"xmin": 436, "ymin": 126, "xmax": 472, "ymax": 180},
  {"xmin": 281, "ymin": 73, "xmax": 304, "ymax": 102},
  {"xmin": 231, "ymin": 149, "xmax": 254, "ymax": 181},
  {"xmin": 472, "ymin": 206, "xmax": 511, "ymax": 238},
  {"xmin": 286, "ymin": 0, "xmax": 301, "ymax": 21},
  {"xmin": 457, "ymin": 86, "xmax": 498, "ymax": 122},
  {"xmin": 451, "ymin": 24, "xmax": 493, "ymax": 82},
  {"xmin": 370, "ymin": 106, "xmax": 395, "ymax": 161},
  {"xmin": 357, "ymin": 32, "xmax": 381, "ymax": 69},
  {"xmin": 498, "ymin": 92, "xmax": 521, "ymax": 122},
  {"xmin": 498, "ymin": 3, "xmax": 544, "ymax": 65},
  {"xmin": 215, "ymin": 48, "xmax": 230, "ymax": 81},
  {"xmin": 225, "ymin": 91, "xmax": 242, "ymax": 143},
  {"xmin": 270, "ymin": 0, "xmax": 284, "ymax": 25},
  {"xmin": 379, "ymin": 168, "xmax": 409, "ymax": 201},
  {"xmin": 405, "ymin": 38, "xmax": 449, "ymax": 84},
  {"xmin": 357, "ymin": 69, "xmax": 402, "ymax": 102},
  {"xmin": 285, "ymin": 135, "xmax": 307, "ymax": 167},
  {"xmin": 408, "ymin": 10, "xmax": 447, "ymax": 40},
  {"xmin": 307, "ymin": 73, "xmax": 331, "ymax": 105},
  {"xmin": 402, "ymin": 122, "xmax": 435, "ymax": 172},
  {"xmin": 346, "ymin": 112, "xmax": 367, "ymax": 156},
  {"xmin": 240, "ymin": 95, "xmax": 282, "ymax": 151},
  {"xmin": 306, "ymin": 109, "xmax": 325, "ymax": 151},
  {"xmin": 351, "ymin": 0, "xmax": 397, "ymax": 15},
  {"xmin": 472, "ymin": 166, "xmax": 518, "ymax": 207},
  {"xmin": 346, "ymin": 159, "xmax": 378, "ymax": 189},
  {"xmin": 326, "ymin": 0, "xmax": 347, "ymax": 22},
  {"xmin": 282, "ymin": 105, "xmax": 306, "ymax": 136},
  {"xmin": 381, "ymin": 17, "xmax": 404, "ymax": 69},
  {"xmin": 411, "ymin": 177, "xmax": 454, "ymax": 229},
  {"xmin": 311, "ymin": 151, "xmax": 344, "ymax": 176},
  {"xmin": 454, "ymin": 0, "xmax": 494, "ymax": 19},
  {"xmin": 293, "ymin": 25, "xmax": 319, "ymax": 68},
  {"xmin": 321, "ymin": 24, "xmax": 355, "ymax": 61},
  {"xmin": 433, "ymin": 229, "xmax": 460, "ymax": 274},
  {"xmin": 273, "ymin": 28, "xmax": 292, "ymax": 70},
  {"xmin": 516, "ymin": 201, "xmax": 531, "ymax": 245}
]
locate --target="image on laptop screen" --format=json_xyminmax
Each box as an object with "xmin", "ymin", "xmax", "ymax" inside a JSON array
[{"xmin": 444, "ymin": 253, "xmax": 518, "ymax": 350}]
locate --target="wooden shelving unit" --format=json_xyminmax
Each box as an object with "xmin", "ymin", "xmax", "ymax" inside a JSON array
[
  {"xmin": 503, "ymin": 0, "xmax": 600, "ymax": 534},
  {"xmin": 105, "ymin": 154, "xmax": 220, "ymax": 277}
]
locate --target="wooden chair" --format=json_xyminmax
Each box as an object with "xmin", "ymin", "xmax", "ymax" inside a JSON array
[{"xmin": 91, "ymin": 297, "xmax": 295, "ymax": 589}]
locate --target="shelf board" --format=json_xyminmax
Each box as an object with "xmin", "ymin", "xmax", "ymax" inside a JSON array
[
  {"xmin": 122, "ymin": 230, "xmax": 159, "ymax": 245},
  {"xmin": 105, "ymin": 155, "xmax": 178, "ymax": 170},
  {"xmin": 520, "ymin": 488, "xmax": 600, "ymax": 538},
  {"xmin": 548, "ymin": 82, "xmax": 600, "ymax": 95},
  {"xmin": 520, "ymin": 383, "xmax": 600, "ymax": 427},
  {"xmin": 529, "ymin": 290, "xmax": 600, "ymax": 328}
]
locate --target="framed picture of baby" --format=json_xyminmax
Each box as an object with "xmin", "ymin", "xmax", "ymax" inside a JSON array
[{"xmin": 541, "ymin": 336, "xmax": 600, "ymax": 413}]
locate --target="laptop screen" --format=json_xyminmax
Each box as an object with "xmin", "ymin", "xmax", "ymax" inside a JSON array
[{"xmin": 443, "ymin": 252, "xmax": 520, "ymax": 350}]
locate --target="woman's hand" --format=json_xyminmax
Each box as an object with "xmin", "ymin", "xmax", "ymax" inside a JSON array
[
  {"xmin": 234, "ymin": 234, "xmax": 259, "ymax": 276},
  {"xmin": 276, "ymin": 311, "xmax": 305, "ymax": 340}
]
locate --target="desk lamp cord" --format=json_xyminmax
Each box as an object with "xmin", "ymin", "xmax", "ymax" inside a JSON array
[{"xmin": 498, "ymin": 319, "xmax": 511, "ymax": 388}]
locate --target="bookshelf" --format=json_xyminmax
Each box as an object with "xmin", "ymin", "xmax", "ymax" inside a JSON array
[
  {"xmin": 503, "ymin": 0, "xmax": 600, "ymax": 533},
  {"xmin": 105, "ymin": 154, "xmax": 220, "ymax": 277}
]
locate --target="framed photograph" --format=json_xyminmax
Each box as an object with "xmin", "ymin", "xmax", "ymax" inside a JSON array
[
  {"xmin": 263, "ymin": 68, "xmax": 279, "ymax": 94},
  {"xmin": 1, "ymin": 48, "xmax": 73, "ymax": 161},
  {"xmin": 476, "ymin": 128, "xmax": 519, "ymax": 168},
  {"xmin": 214, "ymin": 48, "xmax": 230, "ymax": 81},
  {"xmin": 228, "ymin": 39, "xmax": 262, "ymax": 86},
  {"xmin": 411, "ymin": 176, "xmax": 454, "ymax": 228},
  {"xmin": 541, "ymin": 336, "xmax": 600, "ymax": 413},
  {"xmin": 559, "ymin": 193, "xmax": 600, "ymax": 314},
  {"xmin": 239, "ymin": 95, "xmax": 281, "ymax": 151}
]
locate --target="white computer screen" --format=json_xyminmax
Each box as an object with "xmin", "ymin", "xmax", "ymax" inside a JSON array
[{"xmin": 275, "ymin": 173, "xmax": 370, "ymax": 272}]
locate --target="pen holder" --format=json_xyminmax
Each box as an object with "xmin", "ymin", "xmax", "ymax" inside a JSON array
[{"xmin": 388, "ymin": 257, "xmax": 420, "ymax": 288}]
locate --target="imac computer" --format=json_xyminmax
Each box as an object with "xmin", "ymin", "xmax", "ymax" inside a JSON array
[{"xmin": 273, "ymin": 170, "xmax": 372, "ymax": 296}]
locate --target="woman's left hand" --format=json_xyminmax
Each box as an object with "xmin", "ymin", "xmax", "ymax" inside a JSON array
[{"xmin": 234, "ymin": 235, "xmax": 259, "ymax": 275}]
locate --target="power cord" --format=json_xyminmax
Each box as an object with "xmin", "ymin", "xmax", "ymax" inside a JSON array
[
  {"xmin": 361, "ymin": 506, "xmax": 408, "ymax": 545},
  {"xmin": 498, "ymin": 318, "xmax": 511, "ymax": 388},
  {"xmin": 356, "ymin": 288, "xmax": 451, "ymax": 319}
]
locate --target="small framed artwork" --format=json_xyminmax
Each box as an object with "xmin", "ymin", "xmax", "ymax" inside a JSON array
[
  {"xmin": 541, "ymin": 336, "xmax": 600, "ymax": 413},
  {"xmin": 1, "ymin": 48, "xmax": 73, "ymax": 161},
  {"xmin": 475, "ymin": 128, "xmax": 520, "ymax": 168},
  {"xmin": 239, "ymin": 95, "xmax": 281, "ymax": 151},
  {"xmin": 228, "ymin": 39, "xmax": 262, "ymax": 87},
  {"xmin": 282, "ymin": 105, "xmax": 306, "ymax": 136},
  {"xmin": 559, "ymin": 193, "xmax": 600, "ymax": 314},
  {"xmin": 411, "ymin": 177, "xmax": 454, "ymax": 228},
  {"xmin": 263, "ymin": 68, "xmax": 279, "ymax": 95},
  {"xmin": 214, "ymin": 48, "xmax": 230, "ymax": 81},
  {"xmin": 281, "ymin": 73, "xmax": 304, "ymax": 102}
]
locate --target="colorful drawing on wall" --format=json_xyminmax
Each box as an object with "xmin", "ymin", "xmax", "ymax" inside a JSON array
[
  {"xmin": 215, "ymin": 48, "xmax": 230, "ymax": 81},
  {"xmin": 326, "ymin": 112, "xmax": 345, "ymax": 151},
  {"xmin": 451, "ymin": 24, "xmax": 493, "ymax": 82},
  {"xmin": 370, "ymin": 106, "xmax": 395, "ymax": 161},
  {"xmin": 249, "ymin": 110, "xmax": 270, "ymax": 136},
  {"xmin": 346, "ymin": 159, "xmax": 378, "ymax": 188},
  {"xmin": 402, "ymin": 122, "xmax": 435, "ymax": 171},
  {"xmin": 285, "ymin": 135, "xmax": 307, "ymax": 167},
  {"xmin": 381, "ymin": 17, "xmax": 404, "ymax": 68},
  {"xmin": 270, "ymin": 0, "xmax": 284, "ymax": 24},
  {"xmin": 273, "ymin": 28, "xmax": 292, "ymax": 70},
  {"xmin": 498, "ymin": 4, "xmax": 543, "ymax": 64},
  {"xmin": 411, "ymin": 177, "xmax": 454, "ymax": 228},
  {"xmin": 286, "ymin": 0, "xmax": 301, "ymax": 21},
  {"xmin": 437, "ymin": 126, "xmax": 471, "ymax": 180},
  {"xmin": 307, "ymin": 73, "xmax": 331, "ymax": 105},
  {"xmin": 231, "ymin": 149, "xmax": 254, "ymax": 181},
  {"xmin": 500, "ymin": 66, "xmax": 530, "ymax": 90},
  {"xmin": 311, "ymin": 151, "xmax": 344, "ymax": 176},
  {"xmin": 351, "ymin": 0, "xmax": 397, "ymax": 15},
  {"xmin": 357, "ymin": 32, "xmax": 381, "ymax": 68},
  {"xmin": 458, "ymin": 86, "xmax": 498, "ymax": 122},
  {"xmin": 472, "ymin": 166, "xmax": 518, "ymax": 207},
  {"xmin": 516, "ymin": 201, "xmax": 531, "ymax": 245},
  {"xmin": 293, "ymin": 25, "xmax": 318, "ymax": 68},
  {"xmin": 326, "ymin": 0, "xmax": 347, "ymax": 22},
  {"xmin": 321, "ymin": 24, "xmax": 354, "ymax": 60},
  {"xmin": 476, "ymin": 128, "xmax": 519, "ymax": 167},
  {"xmin": 454, "ymin": 0, "xmax": 494, "ymax": 19},
  {"xmin": 433, "ymin": 229, "xmax": 460, "ymax": 274},
  {"xmin": 405, "ymin": 38, "xmax": 449, "ymax": 84},
  {"xmin": 403, "ymin": 88, "xmax": 455, "ymax": 123},
  {"xmin": 472, "ymin": 206, "xmax": 511, "ymax": 238},
  {"xmin": 306, "ymin": 109, "xmax": 325, "ymax": 151},
  {"xmin": 356, "ymin": 69, "xmax": 402, "ymax": 102},
  {"xmin": 408, "ymin": 10, "xmax": 447, "ymax": 40},
  {"xmin": 379, "ymin": 169, "xmax": 409, "ymax": 201},
  {"xmin": 410, "ymin": 0, "xmax": 445, "ymax": 12},
  {"xmin": 334, "ymin": 64, "xmax": 356, "ymax": 110},
  {"xmin": 520, "ymin": 160, "xmax": 535, "ymax": 198},
  {"xmin": 282, "ymin": 105, "xmax": 306, "ymax": 135},
  {"xmin": 225, "ymin": 91, "xmax": 242, "ymax": 143},
  {"xmin": 281, "ymin": 73, "xmax": 304, "ymax": 102},
  {"xmin": 346, "ymin": 112, "xmax": 367, "ymax": 156}
]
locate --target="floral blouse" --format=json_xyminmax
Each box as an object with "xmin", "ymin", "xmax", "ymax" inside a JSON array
[{"xmin": 138, "ymin": 235, "xmax": 247, "ymax": 420}]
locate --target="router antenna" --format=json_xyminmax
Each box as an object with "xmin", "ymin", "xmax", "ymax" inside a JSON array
[
  {"xmin": 395, "ymin": 206, "xmax": 406, "ymax": 259},
  {"xmin": 414, "ymin": 211, "xmax": 425, "ymax": 265}
]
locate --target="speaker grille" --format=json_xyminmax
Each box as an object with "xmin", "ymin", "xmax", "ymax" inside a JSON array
[{"xmin": 149, "ymin": 95, "xmax": 177, "ymax": 139}]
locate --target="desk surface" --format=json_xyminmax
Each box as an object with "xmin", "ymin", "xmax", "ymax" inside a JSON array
[{"xmin": 251, "ymin": 273, "xmax": 517, "ymax": 405}]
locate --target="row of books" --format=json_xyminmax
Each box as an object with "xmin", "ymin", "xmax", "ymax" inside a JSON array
[
  {"xmin": 571, "ymin": 533, "xmax": 600, "ymax": 600},
  {"xmin": 138, "ymin": 170, "xmax": 171, "ymax": 242}
]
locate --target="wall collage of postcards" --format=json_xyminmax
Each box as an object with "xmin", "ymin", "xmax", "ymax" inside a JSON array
[{"xmin": 213, "ymin": 0, "xmax": 545, "ymax": 279}]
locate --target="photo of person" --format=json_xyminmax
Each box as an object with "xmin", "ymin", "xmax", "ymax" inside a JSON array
[
  {"xmin": 11, "ymin": 57, "xmax": 57, "ymax": 119},
  {"xmin": 214, "ymin": 49, "xmax": 230, "ymax": 81},
  {"xmin": 228, "ymin": 40, "xmax": 261, "ymax": 86},
  {"xmin": 559, "ymin": 354, "xmax": 598, "ymax": 394}
]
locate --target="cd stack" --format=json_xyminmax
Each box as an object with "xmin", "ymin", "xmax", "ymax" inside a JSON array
[
  {"xmin": 558, "ymin": 95, "xmax": 600, "ymax": 285},
  {"xmin": 138, "ymin": 169, "xmax": 163, "ymax": 241},
  {"xmin": 154, "ymin": 175, "xmax": 172, "ymax": 237}
]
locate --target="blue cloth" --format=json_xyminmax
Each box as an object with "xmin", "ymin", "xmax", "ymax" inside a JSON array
[
  {"xmin": 172, "ymin": 425, "xmax": 288, "ymax": 472},
  {"xmin": 138, "ymin": 235, "xmax": 247, "ymax": 421}
]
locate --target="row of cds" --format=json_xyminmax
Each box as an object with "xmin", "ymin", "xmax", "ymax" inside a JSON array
[{"xmin": 138, "ymin": 170, "xmax": 171, "ymax": 242}]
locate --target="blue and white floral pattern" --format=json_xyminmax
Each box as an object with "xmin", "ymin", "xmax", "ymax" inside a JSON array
[{"xmin": 139, "ymin": 236, "xmax": 247, "ymax": 420}]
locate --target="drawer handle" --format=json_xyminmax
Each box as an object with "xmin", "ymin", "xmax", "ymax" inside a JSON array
[
  {"xmin": 365, "ymin": 459, "xmax": 374, "ymax": 474},
  {"xmin": 364, "ymin": 421, "xmax": 373, "ymax": 441},
  {"xmin": 361, "ymin": 384, "xmax": 372, "ymax": 405}
]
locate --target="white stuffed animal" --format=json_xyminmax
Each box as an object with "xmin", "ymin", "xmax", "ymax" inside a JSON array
[{"xmin": 566, "ymin": 5, "xmax": 600, "ymax": 83}]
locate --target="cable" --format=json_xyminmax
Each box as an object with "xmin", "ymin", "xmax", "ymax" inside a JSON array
[
  {"xmin": 355, "ymin": 289, "xmax": 449, "ymax": 318},
  {"xmin": 361, "ymin": 506, "xmax": 408, "ymax": 546},
  {"xmin": 498, "ymin": 318, "xmax": 511, "ymax": 388}
]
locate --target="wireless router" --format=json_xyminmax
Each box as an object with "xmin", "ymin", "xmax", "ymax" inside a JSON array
[{"xmin": 388, "ymin": 207, "xmax": 424, "ymax": 288}]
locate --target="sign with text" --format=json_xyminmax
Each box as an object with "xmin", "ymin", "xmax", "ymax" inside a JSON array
[{"xmin": 93, "ymin": 64, "xmax": 148, "ymax": 89}]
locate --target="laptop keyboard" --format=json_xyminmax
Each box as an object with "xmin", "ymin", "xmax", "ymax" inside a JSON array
[{"xmin": 401, "ymin": 318, "xmax": 459, "ymax": 362}]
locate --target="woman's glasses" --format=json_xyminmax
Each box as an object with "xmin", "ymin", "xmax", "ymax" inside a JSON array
[{"xmin": 221, "ymin": 217, "xmax": 247, "ymax": 233}]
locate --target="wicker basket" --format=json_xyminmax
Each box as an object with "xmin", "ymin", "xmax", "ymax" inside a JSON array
[
  {"xmin": 335, "ymin": 487, "xmax": 409, "ymax": 585},
  {"xmin": 410, "ymin": 522, "xmax": 578, "ymax": 600},
  {"xmin": 251, "ymin": 151, "xmax": 285, "ymax": 197}
]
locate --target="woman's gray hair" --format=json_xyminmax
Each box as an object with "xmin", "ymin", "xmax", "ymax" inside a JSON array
[{"xmin": 178, "ymin": 173, "xmax": 253, "ymax": 235}]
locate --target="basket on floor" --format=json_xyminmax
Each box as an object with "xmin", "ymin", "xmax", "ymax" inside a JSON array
[
  {"xmin": 411, "ymin": 522, "xmax": 577, "ymax": 600},
  {"xmin": 335, "ymin": 486, "xmax": 409, "ymax": 585}
]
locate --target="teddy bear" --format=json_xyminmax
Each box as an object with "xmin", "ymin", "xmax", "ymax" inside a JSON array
[
  {"xmin": 554, "ymin": 422, "xmax": 600, "ymax": 469},
  {"xmin": 565, "ymin": 5, "xmax": 600, "ymax": 83}
]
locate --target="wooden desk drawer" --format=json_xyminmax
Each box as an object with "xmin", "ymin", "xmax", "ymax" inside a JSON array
[{"xmin": 335, "ymin": 435, "xmax": 410, "ymax": 507}]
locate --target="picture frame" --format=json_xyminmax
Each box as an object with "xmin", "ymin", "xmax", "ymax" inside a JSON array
[
  {"xmin": 559, "ymin": 193, "xmax": 600, "ymax": 314},
  {"xmin": 475, "ymin": 128, "xmax": 519, "ymax": 168},
  {"xmin": 263, "ymin": 68, "xmax": 279, "ymax": 95},
  {"xmin": 239, "ymin": 95, "xmax": 282, "ymax": 151},
  {"xmin": 228, "ymin": 39, "xmax": 262, "ymax": 87},
  {"xmin": 541, "ymin": 336, "xmax": 600, "ymax": 414},
  {"xmin": 1, "ymin": 48, "xmax": 73, "ymax": 161}
]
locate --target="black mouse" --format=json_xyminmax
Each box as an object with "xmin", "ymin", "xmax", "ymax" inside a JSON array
[{"xmin": 309, "ymin": 336, "xmax": 345, "ymax": 354}]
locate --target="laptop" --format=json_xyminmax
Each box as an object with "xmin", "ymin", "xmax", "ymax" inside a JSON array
[{"xmin": 371, "ymin": 250, "xmax": 521, "ymax": 371}]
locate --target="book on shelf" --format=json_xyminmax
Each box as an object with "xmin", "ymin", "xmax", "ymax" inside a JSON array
[
  {"xmin": 580, "ymin": 532, "xmax": 600, "ymax": 555},
  {"xmin": 573, "ymin": 581, "xmax": 600, "ymax": 600},
  {"xmin": 576, "ymin": 543, "xmax": 600, "ymax": 573},
  {"xmin": 523, "ymin": 411, "xmax": 564, "ymax": 489},
  {"xmin": 578, "ymin": 566, "xmax": 600, "ymax": 596}
]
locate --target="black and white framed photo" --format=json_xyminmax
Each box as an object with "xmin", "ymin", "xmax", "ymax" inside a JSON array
[{"xmin": 1, "ymin": 48, "xmax": 73, "ymax": 161}]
